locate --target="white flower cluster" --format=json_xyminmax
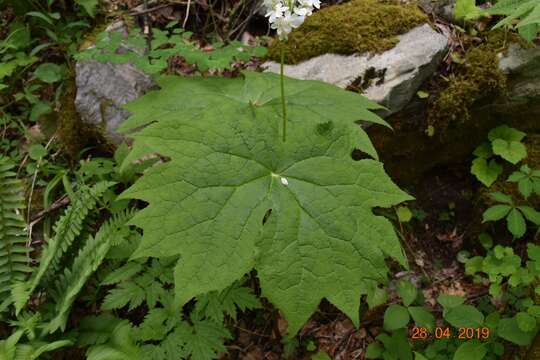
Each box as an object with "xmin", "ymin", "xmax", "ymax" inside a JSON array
[{"xmin": 263, "ymin": 0, "xmax": 321, "ymax": 40}]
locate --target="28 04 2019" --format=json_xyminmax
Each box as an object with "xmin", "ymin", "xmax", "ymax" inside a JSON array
[{"xmin": 410, "ymin": 326, "xmax": 491, "ymax": 340}]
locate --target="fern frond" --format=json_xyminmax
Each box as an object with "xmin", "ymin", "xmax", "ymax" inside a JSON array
[
  {"xmin": 45, "ymin": 209, "xmax": 135, "ymax": 333},
  {"xmin": 14, "ymin": 181, "xmax": 115, "ymax": 314},
  {"xmin": 0, "ymin": 156, "xmax": 31, "ymax": 311}
]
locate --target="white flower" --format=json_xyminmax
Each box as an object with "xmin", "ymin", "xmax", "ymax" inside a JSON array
[
  {"xmin": 263, "ymin": 0, "xmax": 321, "ymax": 40},
  {"xmin": 266, "ymin": 2, "xmax": 288, "ymax": 23},
  {"xmin": 299, "ymin": 0, "xmax": 321, "ymax": 9}
]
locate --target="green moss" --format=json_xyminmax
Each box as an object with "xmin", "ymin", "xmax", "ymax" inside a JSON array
[
  {"xmin": 266, "ymin": 0, "xmax": 427, "ymax": 64},
  {"xmin": 57, "ymin": 68, "xmax": 114, "ymax": 160},
  {"xmin": 427, "ymin": 30, "xmax": 527, "ymax": 130}
]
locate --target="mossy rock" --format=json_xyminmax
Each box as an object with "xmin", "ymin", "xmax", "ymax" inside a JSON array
[
  {"xmin": 427, "ymin": 31, "xmax": 514, "ymax": 132},
  {"xmin": 56, "ymin": 70, "xmax": 114, "ymax": 160},
  {"xmin": 427, "ymin": 30, "xmax": 533, "ymax": 132},
  {"xmin": 266, "ymin": 0, "xmax": 427, "ymax": 64}
]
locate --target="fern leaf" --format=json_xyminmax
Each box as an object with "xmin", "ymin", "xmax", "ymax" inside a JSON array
[
  {"xmin": 0, "ymin": 156, "xmax": 31, "ymax": 310},
  {"xmin": 86, "ymin": 322, "xmax": 141, "ymax": 360},
  {"xmin": 101, "ymin": 261, "xmax": 143, "ymax": 285},
  {"xmin": 195, "ymin": 282, "xmax": 261, "ymax": 323},
  {"xmin": 101, "ymin": 281, "xmax": 145, "ymax": 311},
  {"xmin": 178, "ymin": 318, "xmax": 231, "ymax": 360},
  {"xmin": 14, "ymin": 181, "xmax": 115, "ymax": 314},
  {"xmin": 45, "ymin": 209, "xmax": 135, "ymax": 333}
]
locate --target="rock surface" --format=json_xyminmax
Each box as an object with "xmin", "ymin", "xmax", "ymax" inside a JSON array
[
  {"xmin": 74, "ymin": 60, "xmax": 156, "ymax": 143},
  {"xmin": 74, "ymin": 21, "xmax": 156, "ymax": 143},
  {"xmin": 499, "ymin": 43, "xmax": 540, "ymax": 98},
  {"xmin": 263, "ymin": 24, "xmax": 448, "ymax": 117},
  {"xmin": 368, "ymin": 40, "xmax": 540, "ymax": 184},
  {"xmin": 416, "ymin": 0, "xmax": 456, "ymax": 22}
]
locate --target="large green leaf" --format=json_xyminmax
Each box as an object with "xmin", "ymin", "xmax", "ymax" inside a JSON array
[{"xmin": 119, "ymin": 72, "xmax": 411, "ymax": 334}]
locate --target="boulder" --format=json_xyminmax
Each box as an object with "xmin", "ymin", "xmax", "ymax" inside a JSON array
[
  {"xmin": 499, "ymin": 43, "xmax": 540, "ymax": 98},
  {"xmin": 416, "ymin": 0, "xmax": 456, "ymax": 22},
  {"xmin": 367, "ymin": 40, "xmax": 540, "ymax": 184},
  {"xmin": 74, "ymin": 21, "xmax": 157, "ymax": 144},
  {"xmin": 74, "ymin": 61, "xmax": 156, "ymax": 143},
  {"xmin": 263, "ymin": 24, "xmax": 449, "ymax": 117}
]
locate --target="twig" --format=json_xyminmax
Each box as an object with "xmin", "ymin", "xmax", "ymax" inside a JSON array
[
  {"xmin": 29, "ymin": 194, "xmax": 70, "ymax": 225},
  {"xmin": 183, "ymin": 0, "xmax": 192, "ymax": 28},
  {"xmin": 26, "ymin": 135, "xmax": 56, "ymax": 245},
  {"xmin": 128, "ymin": 3, "xmax": 176, "ymax": 16}
]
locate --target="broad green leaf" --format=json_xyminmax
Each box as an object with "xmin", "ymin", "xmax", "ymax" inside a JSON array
[
  {"xmin": 482, "ymin": 205, "xmax": 511, "ymax": 222},
  {"xmin": 444, "ymin": 304, "xmax": 484, "ymax": 327},
  {"xmin": 33, "ymin": 63, "xmax": 63, "ymax": 83},
  {"xmin": 455, "ymin": 0, "xmax": 481, "ymax": 19},
  {"xmin": 396, "ymin": 280, "xmax": 417, "ymax": 306},
  {"xmin": 489, "ymin": 191, "xmax": 513, "ymax": 204},
  {"xmin": 528, "ymin": 244, "xmax": 540, "ymax": 262},
  {"xmin": 408, "ymin": 306, "xmax": 435, "ymax": 330},
  {"xmin": 508, "ymin": 170, "xmax": 527, "ymax": 182},
  {"xmin": 118, "ymin": 72, "xmax": 411, "ymax": 334},
  {"xmin": 498, "ymin": 317, "xmax": 536, "ymax": 346},
  {"xmin": 492, "ymin": 139, "xmax": 527, "ymax": 164},
  {"xmin": 29, "ymin": 101, "xmax": 52, "ymax": 122},
  {"xmin": 472, "ymin": 142, "xmax": 492, "ymax": 158},
  {"xmin": 75, "ymin": 0, "xmax": 98, "ymax": 17},
  {"xmin": 366, "ymin": 283, "xmax": 388, "ymax": 308},
  {"xmin": 396, "ymin": 206, "xmax": 413, "ymax": 223},
  {"xmin": 453, "ymin": 342, "xmax": 487, "ymax": 360},
  {"xmin": 28, "ymin": 144, "xmax": 47, "ymax": 160},
  {"xmin": 519, "ymin": 206, "xmax": 540, "ymax": 225},
  {"xmin": 478, "ymin": 233, "xmax": 493, "ymax": 249},
  {"xmin": 415, "ymin": 353, "xmax": 428, "ymax": 360},
  {"xmin": 366, "ymin": 342, "xmax": 384, "ymax": 358},
  {"xmin": 507, "ymin": 208, "xmax": 526, "ymax": 238},
  {"xmin": 516, "ymin": 312, "xmax": 536, "ymax": 332},
  {"xmin": 437, "ymin": 294, "xmax": 464, "ymax": 310},
  {"xmin": 488, "ymin": 125, "xmax": 526, "ymax": 142},
  {"xmin": 384, "ymin": 304, "xmax": 410, "ymax": 331},
  {"xmin": 465, "ymin": 256, "xmax": 483, "ymax": 275},
  {"xmin": 471, "ymin": 158, "xmax": 502, "ymax": 186},
  {"xmin": 519, "ymin": 2, "xmax": 540, "ymax": 27},
  {"xmin": 518, "ymin": 178, "xmax": 533, "ymax": 198},
  {"xmin": 528, "ymin": 305, "xmax": 540, "ymax": 317}
]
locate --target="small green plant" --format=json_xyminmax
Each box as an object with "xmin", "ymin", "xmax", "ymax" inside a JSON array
[
  {"xmin": 75, "ymin": 25, "xmax": 267, "ymax": 75},
  {"xmin": 454, "ymin": 0, "xmax": 540, "ymax": 42},
  {"xmin": 484, "ymin": 0, "xmax": 540, "ymax": 42},
  {"xmin": 508, "ymin": 165, "xmax": 540, "ymax": 199},
  {"xmin": 80, "ymin": 253, "xmax": 260, "ymax": 360},
  {"xmin": 482, "ymin": 191, "xmax": 540, "ymax": 239},
  {"xmin": 471, "ymin": 125, "xmax": 527, "ymax": 187},
  {"xmin": 465, "ymin": 241, "xmax": 540, "ymax": 346}
]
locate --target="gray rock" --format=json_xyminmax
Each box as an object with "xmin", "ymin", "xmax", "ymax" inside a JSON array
[
  {"xmin": 416, "ymin": 0, "xmax": 456, "ymax": 22},
  {"xmin": 263, "ymin": 24, "xmax": 448, "ymax": 117},
  {"xmin": 74, "ymin": 61, "xmax": 156, "ymax": 143},
  {"xmin": 74, "ymin": 21, "xmax": 156, "ymax": 143},
  {"xmin": 498, "ymin": 43, "xmax": 540, "ymax": 98}
]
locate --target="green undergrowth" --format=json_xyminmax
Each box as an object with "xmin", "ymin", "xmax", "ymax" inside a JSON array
[
  {"xmin": 266, "ymin": 0, "xmax": 427, "ymax": 64},
  {"xmin": 482, "ymin": 134, "xmax": 540, "ymax": 208}
]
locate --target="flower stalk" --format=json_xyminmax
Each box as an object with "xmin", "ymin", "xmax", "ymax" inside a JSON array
[
  {"xmin": 263, "ymin": 0, "xmax": 321, "ymax": 142},
  {"xmin": 280, "ymin": 45, "xmax": 287, "ymax": 142}
]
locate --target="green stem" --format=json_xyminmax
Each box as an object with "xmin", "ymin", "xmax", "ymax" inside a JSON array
[{"xmin": 280, "ymin": 45, "xmax": 287, "ymax": 142}]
